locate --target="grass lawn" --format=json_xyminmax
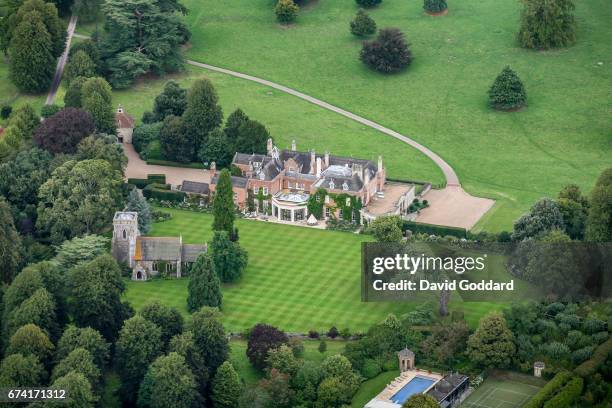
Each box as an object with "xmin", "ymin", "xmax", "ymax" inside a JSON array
[
  {"xmin": 123, "ymin": 209, "xmax": 510, "ymax": 332},
  {"xmin": 462, "ymin": 377, "xmax": 542, "ymax": 408},
  {"xmin": 229, "ymin": 339, "xmax": 347, "ymax": 385},
  {"xmin": 351, "ymin": 370, "xmax": 399, "ymax": 408},
  {"xmin": 169, "ymin": 0, "xmax": 610, "ymax": 232}
]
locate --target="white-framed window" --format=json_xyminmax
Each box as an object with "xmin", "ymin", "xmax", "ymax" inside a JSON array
[
  {"xmin": 343, "ymin": 182, "xmax": 349, "ymax": 191},
  {"xmin": 329, "ymin": 181, "xmax": 335, "ymax": 189},
  {"xmin": 325, "ymin": 207, "xmax": 331, "ymax": 218},
  {"xmin": 346, "ymin": 197, "xmax": 351, "ymax": 206},
  {"xmin": 152, "ymin": 262, "xmax": 158, "ymax": 271},
  {"xmin": 263, "ymin": 187, "xmax": 268, "ymax": 195},
  {"xmin": 166, "ymin": 263, "xmax": 172, "ymax": 273}
]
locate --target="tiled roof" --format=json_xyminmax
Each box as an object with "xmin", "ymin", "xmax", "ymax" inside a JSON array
[
  {"xmin": 115, "ymin": 111, "xmax": 135, "ymax": 129},
  {"xmin": 137, "ymin": 237, "xmax": 181, "ymax": 261},
  {"xmin": 211, "ymin": 174, "xmax": 248, "ymax": 188},
  {"xmin": 181, "ymin": 244, "xmax": 207, "ymax": 262},
  {"xmin": 181, "ymin": 180, "xmax": 210, "ymax": 195}
]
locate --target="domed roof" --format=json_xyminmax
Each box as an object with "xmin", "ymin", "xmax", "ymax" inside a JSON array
[{"xmin": 435, "ymin": 379, "xmax": 453, "ymax": 393}]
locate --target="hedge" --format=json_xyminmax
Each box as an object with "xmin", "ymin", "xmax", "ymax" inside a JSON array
[
  {"xmin": 574, "ymin": 336, "xmax": 612, "ymax": 377},
  {"xmin": 128, "ymin": 178, "xmax": 149, "ymax": 189},
  {"xmin": 127, "ymin": 174, "xmax": 167, "ymax": 189},
  {"xmin": 542, "ymin": 377, "xmax": 583, "ymax": 408},
  {"xmin": 523, "ymin": 371, "xmax": 572, "ymax": 408},
  {"xmin": 146, "ymin": 159, "xmax": 206, "ymax": 169},
  {"xmin": 147, "ymin": 174, "xmax": 166, "ymax": 184},
  {"xmin": 402, "ymin": 221, "xmax": 467, "ymax": 238},
  {"xmin": 143, "ymin": 183, "xmax": 185, "ymax": 202}
]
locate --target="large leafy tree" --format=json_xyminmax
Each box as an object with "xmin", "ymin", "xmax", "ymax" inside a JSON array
[
  {"xmin": 146, "ymin": 80, "xmax": 187, "ymax": 122},
  {"xmin": 6, "ymin": 287, "xmax": 59, "ymax": 341},
  {"xmin": 557, "ymin": 184, "xmax": 589, "ymax": 240},
  {"xmin": 316, "ymin": 355, "xmax": 360, "ymax": 407},
  {"xmin": 116, "ymin": 315, "xmax": 163, "ymax": 405},
  {"xmin": 56, "ymin": 326, "xmax": 110, "ymax": 369},
  {"xmin": 6, "ymin": 324, "xmax": 54, "ymax": 366},
  {"xmin": 187, "ymin": 253, "xmax": 222, "ymax": 311},
  {"xmin": 0, "ymin": 104, "xmax": 40, "ymax": 162},
  {"xmin": 76, "ymin": 134, "xmax": 128, "ymax": 174},
  {"xmin": 370, "ymin": 215, "xmax": 402, "ymax": 242},
  {"xmin": 247, "ymin": 323, "xmax": 289, "ymax": 371},
  {"xmin": 71, "ymin": 0, "xmax": 103, "ymax": 24},
  {"xmin": 190, "ymin": 307, "xmax": 229, "ymax": 375},
  {"xmin": 137, "ymin": 353, "xmax": 199, "ymax": 408},
  {"xmin": 34, "ymin": 108, "xmax": 95, "ymax": 154},
  {"xmin": 8, "ymin": 9, "xmax": 55, "ymax": 93},
  {"xmin": 360, "ymin": 28, "xmax": 412, "ymax": 73},
  {"xmin": 53, "ymin": 234, "xmax": 109, "ymax": 269},
  {"xmin": 64, "ymin": 76, "xmax": 88, "ymax": 108},
  {"xmin": 403, "ymin": 394, "xmax": 439, "ymax": 408},
  {"xmin": 50, "ymin": 348, "xmax": 101, "ymax": 389},
  {"xmin": 512, "ymin": 198, "xmax": 564, "ymax": 241},
  {"xmin": 36, "ymin": 159, "xmax": 123, "ymax": 243},
  {"xmin": 182, "ymin": 78, "xmax": 223, "ymax": 160},
  {"xmin": 467, "ymin": 312, "xmax": 515, "ymax": 368},
  {"xmin": 0, "ymin": 353, "xmax": 45, "ymax": 388},
  {"xmin": 140, "ymin": 301, "xmax": 184, "ymax": 347},
  {"xmin": 0, "ymin": 197, "xmax": 23, "ymax": 283},
  {"xmin": 198, "ymin": 128, "xmax": 232, "ymax": 168},
  {"xmin": 224, "ymin": 108, "xmax": 249, "ymax": 149},
  {"xmin": 211, "ymin": 361, "xmax": 242, "ymax": 408},
  {"xmin": 518, "ymin": 0, "xmax": 576, "ymax": 50},
  {"xmin": 68, "ymin": 254, "xmax": 133, "ymax": 341},
  {"xmin": 47, "ymin": 371, "xmax": 97, "ymax": 408},
  {"xmin": 488, "ymin": 66, "xmax": 527, "ymax": 111},
  {"xmin": 81, "ymin": 77, "xmax": 116, "ymax": 135},
  {"xmin": 585, "ymin": 167, "xmax": 612, "ymax": 242},
  {"xmin": 100, "ymin": 0, "xmax": 190, "ymax": 88},
  {"xmin": 212, "ymin": 169, "xmax": 235, "ymax": 234},
  {"xmin": 168, "ymin": 331, "xmax": 209, "ymax": 397},
  {"xmin": 235, "ymin": 120, "xmax": 270, "ymax": 155},
  {"xmin": 64, "ymin": 50, "xmax": 95, "ymax": 86},
  {"xmin": 159, "ymin": 115, "xmax": 191, "ymax": 162},
  {"xmin": 210, "ymin": 231, "xmax": 248, "ymax": 283}
]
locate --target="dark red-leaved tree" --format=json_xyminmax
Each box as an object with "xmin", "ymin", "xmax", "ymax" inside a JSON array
[
  {"xmin": 246, "ymin": 323, "xmax": 289, "ymax": 370},
  {"xmin": 34, "ymin": 108, "xmax": 95, "ymax": 154}
]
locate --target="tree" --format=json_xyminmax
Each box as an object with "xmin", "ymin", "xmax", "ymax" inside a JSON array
[
  {"xmin": 37, "ymin": 160, "xmax": 123, "ymax": 243},
  {"xmin": 316, "ymin": 373, "xmax": 359, "ymax": 407},
  {"xmin": 100, "ymin": 0, "xmax": 189, "ymax": 88},
  {"xmin": 169, "ymin": 331, "xmax": 209, "ymax": 397},
  {"xmin": 2, "ymin": 0, "xmax": 66, "ymax": 58},
  {"xmin": 350, "ymin": 9, "xmax": 376, "ymax": 37},
  {"xmin": 209, "ymin": 231, "xmax": 248, "ymax": 283},
  {"xmin": 370, "ymin": 215, "xmax": 403, "ymax": 242},
  {"xmin": 356, "ymin": 0, "xmax": 382, "ymax": 7},
  {"xmin": 275, "ymin": 0, "xmax": 298, "ymax": 24},
  {"xmin": 247, "ymin": 323, "xmax": 289, "ymax": 371},
  {"xmin": 420, "ymin": 321, "xmax": 470, "ymax": 367},
  {"xmin": 6, "ymin": 288, "xmax": 59, "ymax": 341},
  {"xmin": 424, "ymin": 0, "xmax": 447, "ymax": 13},
  {"xmin": 53, "ymin": 234, "xmax": 109, "ymax": 269},
  {"xmin": 45, "ymin": 371, "xmax": 96, "ymax": 408},
  {"xmin": 360, "ymin": 28, "xmax": 412, "ymax": 73},
  {"xmin": 488, "ymin": 66, "xmax": 527, "ymax": 111},
  {"xmin": 190, "ymin": 307, "xmax": 229, "ymax": 375},
  {"xmin": 212, "ymin": 169, "xmax": 235, "ymax": 234},
  {"xmin": 116, "ymin": 315, "xmax": 163, "ymax": 405},
  {"xmin": 137, "ymin": 352, "xmax": 199, "ymax": 408},
  {"xmin": 182, "ymin": 78, "xmax": 223, "ymax": 160},
  {"xmin": 51, "ymin": 348, "xmax": 100, "ymax": 389},
  {"xmin": 235, "ymin": 120, "xmax": 270, "ymax": 155},
  {"xmin": 585, "ymin": 167, "xmax": 612, "ymax": 242},
  {"xmin": 159, "ymin": 115, "xmax": 191, "ymax": 162},
  {"xmin": 467, "ymin": 312, "xmax": 515, "ymax": 368},
  {"xmin": 68, "ymin": 254, "xmax": 133, "ymax": 341},
  {"xmin": 403, "ymin": 394, "xmax": 439, "ymax": 408},
  {"xmin": 71, "ymin": 0, "xmax": 103, "ymax": 24},
  {"xmin": 8, "ymin": 10, "xmax": 55, "ymax": 93},
  {"xmin": 41, "ymin": 104, "xmax": 62, "ymax": 118},
  {"xmin": 64, "ymin": 50, "xmax": 95, "ymax": 86},
  {"xmin": 126, "ymin": 189, "xmax": 153, "ymax": 233},
  {"xmin": 34, "ymin": 108, "xmax": 95, "ymax": 154},
  {"xmin": 81, "ymin": 77, "xmax": 116, "ymax": 134},
  {"xmin": 224, "ymin": 108, "xmax": 249, "ymax": 146},
  {"xmin": 188, "ymin": 254, "xmax": 222, "ymax": 311},
  {"xmin": 0, "ymin": 197, "xmax": 22, "ymax": 283},
  {"xmin": 327, "ymin": 326, "xmax": 339, "ymax": 339},
  {"xmin": 260, "ymin": 369, "xmax": 295, "ymax": 407},
  {"xmin": 6, "ymin": 324, "xmax": 54, "ymax": 366},
  {"xmin": 211, "ymin": 361, "xmax": 242, "ymax": 408},
  {"xmin": 148, "ymin": 80, "xmax": 187, "ymax": 122},
  {"xmin": 0, "ymin": 353, "xmax": 45, "ymax": 387},
  {"xmin": 512, "ymin": 198, "xmax": 564, "ymax": 241},
  {"xmin": 140, "ymin": 301, "xmax": 184, "ymax": 347},
  {"xmin": 266, "ymin": 344, "xmax": 301, "ymax": 377},
  {"xmin": 557, "ymin": 184, "xmax": 589, "ymax": 240},
  {"xmin": 56, "ymin": 326, "xmax": 110, "ymax": 369},
  {"xmin": 64, "ymin": 76, "xmax": 87, "ymax": 108},
  {"xmin": 69, "ymin": 40, "xmax": 102, "ymax": 73},
  {"xmin": 198, "ymin": 128, "xmax": 233, "ymax": 168},
  {"xmin": 76, "ymin": 134, "xmax": 128, "ymax": 174},
  {"xmin": 518, "ymin": 0, "xmax": 576, "ymax": 50}
]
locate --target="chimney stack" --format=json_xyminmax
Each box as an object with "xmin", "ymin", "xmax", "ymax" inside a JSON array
[
  {"xmin": 267, "ymin": 138, "xmax": 273, "ymax": 155},
  {"xmin": 310, "ymin": 149, "xmax": 316, "ymax": 174},
  {"xmin": 378, "ymin": 155, "xmax": 383, "ymax": 171},
  {"xmin": 210, "ymin": 161, "xmax": 217, "ymax": 177},
  {"xmin": 291, "ymin": 140, "xmax": 296, "ymax": 151},
  {"xmin": 324, "ymin": 151, "xmax": 330, "ymax": 168},
  {"xmin": 316, "ymin": 157, "xmax": 322, "ymax": 178}
]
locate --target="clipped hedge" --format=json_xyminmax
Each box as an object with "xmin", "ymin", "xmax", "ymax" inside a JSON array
[
  {"xmin": 542, "ymin": 377, "xmax": 583, "ymax": 408},
  {"xmin": 523, "ymin": 371, "xmax": 572, "ymax": 408},
  {"xmin": 143, "ymin": 183, "xmax": 185, "ymax": 202},
  {"xmin": 574, "ymin": 336, "xmax": 612, "ymax": 377},
  {"xmin": 402, "ymin": 221, "xmax": 467, "ymax": 239},
  {"xmin": 146, "ymin": 159, "xmax": 205, "ymax": 169},
  {"xmin": 128, "ymin": 178, "xmax": 149, "ymax": 189},
  {"xmin": 127, "ymin": 174, "xmax": 168, "ymax": 189},
  {"xmin": 147, "ymin": 174, "xmax": 166, "ymax": 184}
]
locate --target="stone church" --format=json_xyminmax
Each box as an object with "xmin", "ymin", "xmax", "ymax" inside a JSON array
[{"xmin": 111, "ymin": 211, "xmax": 207, "ymax": 280}]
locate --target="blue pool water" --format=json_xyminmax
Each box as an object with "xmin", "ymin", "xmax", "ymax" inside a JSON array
[{"xmin": 390, "ymin": 376, "xmax": 436, "ymax": 404}]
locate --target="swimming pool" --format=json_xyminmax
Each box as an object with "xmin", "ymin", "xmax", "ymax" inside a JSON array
[{"xmin": 390, "ymin": 376, "xmax": 437, "ymax": 405}]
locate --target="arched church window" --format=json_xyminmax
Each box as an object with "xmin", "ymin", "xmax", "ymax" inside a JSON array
[{"xmin": 122, "ymin": 229, "xmax": 127, "ymax": 239}]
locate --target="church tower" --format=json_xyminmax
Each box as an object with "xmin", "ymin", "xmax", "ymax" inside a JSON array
[{"xmin": 111, "ymin": 212, "xmax": 140, "ymax": 267}]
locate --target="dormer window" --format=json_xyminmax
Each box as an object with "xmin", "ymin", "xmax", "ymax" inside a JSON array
[
  {"xmin": 342, "ymin": 182, "xmax": 349, "ymax": 191},
  {"xmin": 329, "ymin": 180, "xmax": 335, "ymax": 189}
]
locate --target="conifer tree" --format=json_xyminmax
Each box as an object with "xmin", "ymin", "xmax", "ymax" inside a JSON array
[
  {"xmin": 488, "ymin": 66, "xmax": 527, "ymax": 111},
  {"xmin": 350, "ymin": 9, "xmax": 376, "ymax": 37},
  {"xmin": 126, "ymin": 189, "xmax": 152, "ymax": 234},
  {"xmin": 211, "ymin": 361, "xmax": 242, "ymax": 408},
  {"xmin": 64, "ymin": 50, "xmax": 96, "ymax": 86},
  {"xmin": 212, "ymin": 169, "xmax": 235, "ymax": 234},
  {"xmin": 187, "ymin": 254, "xmax": 222, "ymax": 312},
  {"xmin": 82, "ymin": 77, "xmax": 116, "ymax": 134},
  {"xmin": 182, "ymin": 79, "xmax": 223, "ymax": 161},
  {"xmin": 518, "ymin": 0, "xmax": 576, "ymax": 49}
]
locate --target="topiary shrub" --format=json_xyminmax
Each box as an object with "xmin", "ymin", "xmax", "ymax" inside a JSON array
[
  {"xmin": 275, "ymin": 0, "xmax": 299, "ymax": 24},
  {"xmin": 360, "ymin": 28, "xmax": 412, "ymax": 73},
  {"xmin": 350, "ymin": 9, "xmax": 377, "ymax": 37},
  {"xmin": 424, "ymin": 0, "xmax": 447, "ymax": 14},
  {"xmin": 356, "ymin": 0, "xmax": 382, "ymax": 8},
  {"xmin": 488, "ymin": 66, "xmax": 527, "ymax": 111}
]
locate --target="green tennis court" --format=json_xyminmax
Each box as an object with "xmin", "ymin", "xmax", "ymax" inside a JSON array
[{"xmin": 462, "ymin": 378, "xmax": 541, "ymax": 408}]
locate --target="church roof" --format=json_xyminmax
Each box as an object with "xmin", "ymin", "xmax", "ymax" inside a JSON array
[
  {"xmin": 135, "ymin": 237, "xmax": 181, "ymax": 261},
  {"xmin": 181, "ymin": 244, "xmax": 207, "ymax": 262}
]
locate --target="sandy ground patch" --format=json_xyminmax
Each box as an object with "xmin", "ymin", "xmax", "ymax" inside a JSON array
[{"xmin": 417, "ymin": 186, "xmax": 495, "ymax": 230}]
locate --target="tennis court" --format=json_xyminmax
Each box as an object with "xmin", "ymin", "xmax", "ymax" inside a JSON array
[{"xmin": 462, "ymin": 378, "xmax": 541, "ymax": 408}]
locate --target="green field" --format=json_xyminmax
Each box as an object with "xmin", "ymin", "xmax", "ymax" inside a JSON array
[
  {"xmin": 123, "ymin": 209, "xmax": 506, "ymax": 332},
  {"xmin": 351, "ymin": 370, "xmax": 400, "ymax": 408},
  {"xmin": 463, "ymin": 378, "xmax": 542, "ymax": 408},
  {"xmin": 171, "ymin": 0, "xmax": 610, "ymax": 232}
]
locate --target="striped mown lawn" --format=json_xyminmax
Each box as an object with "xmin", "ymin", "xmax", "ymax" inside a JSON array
[{"xmin": 123, "ymin": 209, "xmax": 506, "ymax": 332}]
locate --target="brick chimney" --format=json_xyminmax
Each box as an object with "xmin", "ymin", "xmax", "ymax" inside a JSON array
[
  {"xmin": 291, "ymin": 140, "xmax": 296, "ymax": 151},
  {"xmin": 310, "ymin": 149, "xmax": 316, "ymax": 175}
]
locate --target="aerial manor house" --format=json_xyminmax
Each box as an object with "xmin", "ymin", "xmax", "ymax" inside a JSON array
[{"xmin": 200, "ymin": 139, "xmax": 416, "ymax": 224}]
